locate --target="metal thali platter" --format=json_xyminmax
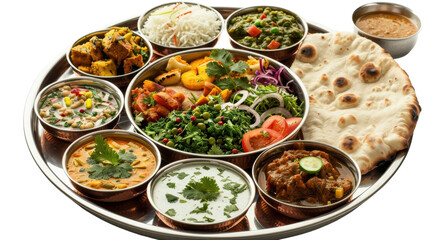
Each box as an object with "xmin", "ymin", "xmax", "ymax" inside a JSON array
[{"xmin": 23, "ymin": 8, "xmax": 408, "ymax": 240}]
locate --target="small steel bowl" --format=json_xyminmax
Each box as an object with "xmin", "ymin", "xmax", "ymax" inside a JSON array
[
  {"xmin": 62, "ymin": 129, "xmax": 162, "ymax": 202},
  {"xmin": 125, "ymin": 48, "xmax": 309, "ymax": 169},
  {"xmin": 147, "ymin": 158, "xmax": 255, "ymax": 231},
  {"xmin": 34, "ymin": 77, "xmax": 124, "ymax": 142},
  {"xmin": 252, "ymin": 140, "xmax": 361, "ymax": 220},
  {"xmin": 352, "ymin": 2, "xmax": 421, "ymax": 58},
  {"xmin": 137, "ymin": 2, "xmax": 224, "ymax": 56},
  {"xmin": 66, "ymin": 28, "xmax": 153, "ymax": 87},
  {"xmin": 225, "ymin": 6, "xmax": 308, "ymax": 61}
]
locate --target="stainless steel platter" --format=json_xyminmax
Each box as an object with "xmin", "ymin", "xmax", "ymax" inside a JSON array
[{"xmin": 23, "ymin": 7, "xmax": 409, "ymax": 240}]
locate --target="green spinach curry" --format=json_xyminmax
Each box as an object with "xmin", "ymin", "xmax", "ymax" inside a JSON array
[{"xmin": 228, "ymin": 7, "xmax": 304, "ymax": 50}]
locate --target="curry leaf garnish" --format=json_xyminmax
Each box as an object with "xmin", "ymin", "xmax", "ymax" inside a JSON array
[{"xmin": 182, "ymin": 176, "xmax": 220, "ymax": 202}]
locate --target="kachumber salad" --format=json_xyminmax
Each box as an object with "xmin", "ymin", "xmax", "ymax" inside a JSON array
[
  {"xmin": 131, "ymin": 49, "xmax": 304, "ymax": 154},
  {"xmin": 38, "ymin": 84, "xmax": 119, "ymax": 130},
  {"xmin": 152, "ymin": 163, "xmax": 250, "ymax": 223},
  {"xmin": 66, "ymin": 135, "xmax": 157, "ymax": 190}
]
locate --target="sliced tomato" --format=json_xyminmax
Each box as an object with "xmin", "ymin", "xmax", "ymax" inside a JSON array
[
  {"xmin": 247, "ymin": 25, "xmax": 262, "ymax": 38},
  {"xmin": 262, "ymin": 115, "xmax": 289, "ymax": 140},
  {"xmin": 242, "ymin": 128, "xmax": 281, "ymax": 152},
  {"xmin": 267, "ymin": 40, "xmax": 281, "ymax": 49},
  {"xmin": 285, "ymin": 117, "xmax": 302, "ymax": 135}
]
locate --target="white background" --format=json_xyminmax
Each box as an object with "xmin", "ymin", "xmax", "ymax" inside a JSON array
[{"xmin": 2, "ymin": 0, "xmax": 428, "ymax": 239}]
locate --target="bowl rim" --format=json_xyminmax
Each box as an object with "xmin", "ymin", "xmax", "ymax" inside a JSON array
[
  {"xmin": 252, "ymin": 140, "xmax": 362, "ymax": 210},
  {"xmin": 33, "ymin": 76, "xmax": 124, "ymax": 133},
  {"xmin": 146, "ymin": 158, "xmax": 256, "ymax": 226},
  {"xmin": 65, "ymin": 28, "xmax": 153, "ymax": 79},
  {"xmin": 124, "ymin": 47, "xmax": 310, "ymax": 158},
  {"xmin": 352, "ymin": 2, "xmax": 422, "ymax": 41},
  {"xmin": 61, "ymin": 129, "xmax": 162, "ymax": 193},
  {"xmin": 225, "ymin": 5, "xmax": 309, "ymax": 52},
  {"xmin": 137, "ymin": 1, "xmax": 225, "ymax": 49}
]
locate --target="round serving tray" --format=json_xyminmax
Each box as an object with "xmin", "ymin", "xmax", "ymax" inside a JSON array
[{"xmin": 23, "ymin": 7, "xmax": 409, "ymax": 240}]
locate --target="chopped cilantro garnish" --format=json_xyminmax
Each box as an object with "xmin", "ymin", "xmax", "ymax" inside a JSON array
[
  {"xmin": 165, "ymin": 209, "xmax": 176, "ymax": 217},
  {"xmin": 166, "ymin": 182, "xmax": 175, "ymax": 189},
  {"xmin": 207, "ymin": 144, "xmax": 224, "ymax": 155},
  {"xmin": 182, "ymin": 176, "xmax": 220, "ymax": 202},
  {"xmin": 190, "ymin": 203, "xmax": 212, "ymax": 215},
  {"xmin": 85, "ymin": 135, "xmax": 136, "ymax": 179},
  {"xmin": 166, "ymin": 193, "xmax": 179, "ymax": 203},
  {"xmin": 205, "ymin": 49, "xmax": 250, "ymax": 91}
]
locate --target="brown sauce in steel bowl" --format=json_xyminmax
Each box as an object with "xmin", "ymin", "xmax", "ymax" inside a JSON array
[
  {"xmin": 355, "ymin": 12, "xmax": 418, "ymax": 39},
  {"xmin": 265, "ymin": 149, "xmax": 353, "ymax": 206}
]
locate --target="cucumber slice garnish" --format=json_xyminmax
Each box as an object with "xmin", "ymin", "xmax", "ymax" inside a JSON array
[{"xmin": 299, "ymin": 156, "xmax": 323, "ymax": 174}]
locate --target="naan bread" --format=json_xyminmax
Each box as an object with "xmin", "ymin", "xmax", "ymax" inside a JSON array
[{"xmin": 290, "ymin": 32, "xmax": 420, "ymax": 174}]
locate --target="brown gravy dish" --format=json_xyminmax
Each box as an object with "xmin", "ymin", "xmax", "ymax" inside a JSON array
[
  {"xmin": 265, "ymin": 149, "xmax": 353, "ymax": 206},
  {"xmin": 355, "ymin": 12, "xmax": 418, "ymax": 39}
]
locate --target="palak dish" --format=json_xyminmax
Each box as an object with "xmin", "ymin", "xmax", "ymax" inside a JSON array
[
  {"xmin": 290, "ymin": 32, "xmax": 420, "ymax": 174},
  {"xmin": 70, "ymin": 27, "xmax": 150, "ymax": 76},
  {"xmin": 228, "ymin": 7, "xmax": 304, "ymax": 50},
  {"xmin": 38, "ymin": 84, "xmax": 119, "ymax": 130},
  {"xmin": 152, "ymin": 163, "xmax": 251, "ymax": 224},
  {"xmin": 130, "ymin": 49, "xmax": 304, "ymax": 155},
  {"xmin": 66, "ymin": 135, "xmax": 157, "ymax": 190}
]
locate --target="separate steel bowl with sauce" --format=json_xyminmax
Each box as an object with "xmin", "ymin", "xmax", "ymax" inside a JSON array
[
  {"xmin": 137, "ymin": 2, "xmax": 224, "ymax": 56},
  {"xmin": 226, "ymin": 6, "xmax": 308, "ymax": 61},
  {"xmin": 62, "ymin": 129, "xmax": 162, "ymax": 202},
  {"xmin": 66, "ymin": 29, "xmax": 153, "ymax": 87},
  {"xmin": 34, "ymin": 77, "xmax": 124, "ymax": 142},
  {"xmin": 147, "ymin": 158, "xmax": 256, "ymax": 231},
  {"xmin": 252, "ymin": 140, "xmax": 361, "ymax": 220},
  {"xmin": 125, "ymin": 48, "xmax": 309, "ymax": 169},
  {"xmin": 352, "ymin": 2, "xmax": 421, "ymax": 58}
]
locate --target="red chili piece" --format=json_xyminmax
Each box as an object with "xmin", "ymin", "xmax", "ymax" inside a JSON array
[
  {"xmin": 79, "ymin": 109, "xmax": 85, "ymax": 113},
  {"xmin": 218, "ymin": 121, "xmax": 224, "ymax": 125},
  {"xmin": 232, "ymin": 149, "xmax": 238, "ymax": 154},
  {"xmin": 178, "ymin": 128, "xmax": 183, "ymax": 133},
  {"xmin": 176, "ymin": 118, "xmax": 181, "ymax": 123},
  {"xmin": 190, "ymin": 116, "xmax": 196, "ymax": 122},
  {"xmin": 163, "ymin": 138, "xmax": 168, "ymax": 144}
]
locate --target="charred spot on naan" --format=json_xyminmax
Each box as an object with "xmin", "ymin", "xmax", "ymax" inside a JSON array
[
  {"xmin": 340, "ymin": 136, "xmax": 360, "ymax": 152},
  {"xmin": 409, "ymin": 103, "xmax": 420, "ymax": 122},
  {"xmin": 359, "ymin": 62, "xmax": 381, "ymax": 83},
  {"xmin": 337, "ymin": 93, "xmax": 359, "ymax": 109},
  {"xmin": 337, "ymin": 114, "xmax": 357, "ymax": 127},
  {"xmin": 333, "ymin": 77, "xmax": 351, "ymax": 92},
  {"xmin": 296, "ymin": 44, "xmax": 318, "ymax": 63}
]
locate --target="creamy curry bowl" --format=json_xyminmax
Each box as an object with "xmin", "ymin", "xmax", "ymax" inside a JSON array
[
  {"xmin": 62, "ymin": 130, "xmax": 161, "ymax": 202},
  {"xmin": 34, "ymin": 77, "xmax": 124, "ymax": 142}
]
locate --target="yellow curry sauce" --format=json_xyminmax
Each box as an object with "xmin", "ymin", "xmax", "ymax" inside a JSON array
[
  {"xmin": 355, "ymin": 12, "xmax": 418, "ymax": 38},
  {"xmin": 67, "ymin": 138, "xmax": 156, "ymax": 190}
]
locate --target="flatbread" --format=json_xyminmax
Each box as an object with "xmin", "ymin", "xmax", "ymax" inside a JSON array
[{"xmin": 290, "ymin": 32, "xmax": 420, "ymax": 174}]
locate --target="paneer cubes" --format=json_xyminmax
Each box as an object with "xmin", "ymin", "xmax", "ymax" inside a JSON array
[{"xmin": 91, "ymin": 59, "xmax": 117, "ymax": 76}]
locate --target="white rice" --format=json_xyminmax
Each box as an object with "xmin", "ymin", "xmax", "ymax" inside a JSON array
[{"xmin": 142, "ymin": 3, "xmax": 222, "ymax": 47}]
